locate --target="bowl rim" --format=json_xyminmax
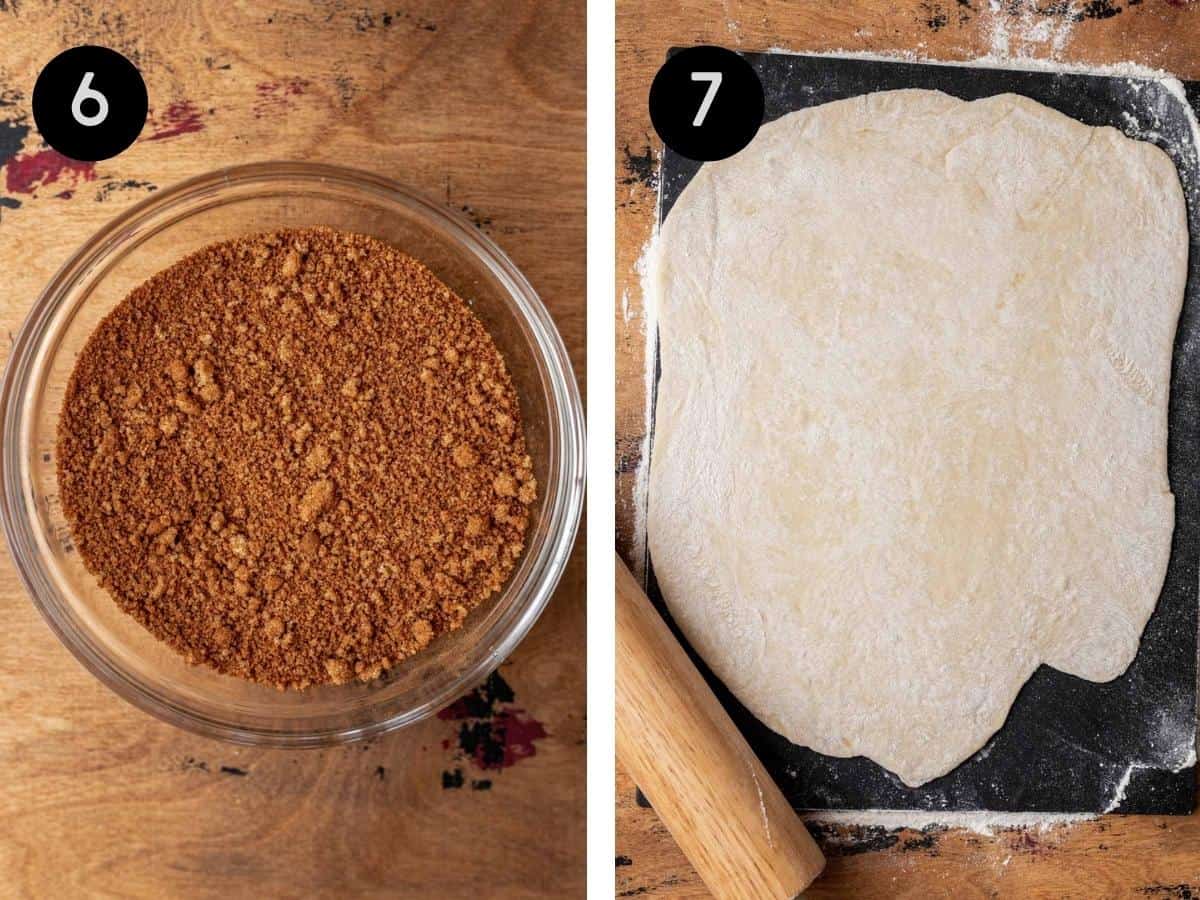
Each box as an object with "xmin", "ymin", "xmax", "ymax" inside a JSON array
[{"xmin": 0, "ymin": 161, "xmax": 585, "ymax": 747}]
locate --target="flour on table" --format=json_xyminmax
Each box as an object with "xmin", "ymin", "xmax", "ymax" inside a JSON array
[
  {"xmin": 645, "ymin": 88, "xmax": 1188, "ymax": 787},
  {"xmin": 804, "ymin": 808, "xmax": 1096, "ymax": 837}
]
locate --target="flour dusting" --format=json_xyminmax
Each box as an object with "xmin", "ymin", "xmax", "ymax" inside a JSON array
[
  {"xmin": 979, "ymin": 0, "xmax": 1078, "ymax": 60},
  {"xmin": 805, "ymin": 808, "xmax": 1097, "ymax": 837}
]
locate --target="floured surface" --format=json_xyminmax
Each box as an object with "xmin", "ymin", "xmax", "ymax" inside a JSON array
[
  {"xmin": 647, "ymin": 89, "xmax": 1187, "ymax": 787},
  {"xmin": 804, "ymin": 808, "xmax": 1096, "ymax": 838}
]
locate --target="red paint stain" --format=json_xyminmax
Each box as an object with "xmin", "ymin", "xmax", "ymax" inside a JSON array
[
  {"xmin": 144, "ymin": 100, "xmax": 205, "ymax": 142},
  {"xmin": 253, "ymin": 78, "xmax": 311, "ymax": 119},
  {"xmin": 485, "ymin": 709, "xmax": 547, "ymax": 769},
  {"xmin": 4, "ymin": 149, "xmax": 95, "ymax": 195}
]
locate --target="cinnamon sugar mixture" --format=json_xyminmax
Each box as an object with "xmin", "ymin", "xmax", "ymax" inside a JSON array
[{"xmin": 57, "ymin": 227, "xmax": 536, "ymax": 689}]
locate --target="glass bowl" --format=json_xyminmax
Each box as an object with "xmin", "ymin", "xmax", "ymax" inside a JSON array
[{"xmin": 0, "ymin": 162, "xmax": 584, "ymax": 747}]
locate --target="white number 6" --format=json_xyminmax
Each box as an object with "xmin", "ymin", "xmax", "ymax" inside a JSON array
[
  {"xmin": 690, "ymin": 71, "xmax": 722, "ymax": 127},
  {"xmin": 71, "ymin": 72, "xmax": 109, "ymax": 127}
]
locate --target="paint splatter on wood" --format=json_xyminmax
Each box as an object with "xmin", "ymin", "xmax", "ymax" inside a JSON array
[
  {"xmin": 621, "ymin": 144, "xmax": 657, "ymax": 188},
  {"xmin": 353, "ymin": 9, "xmax": 438, "ymax": 32},
  {"xmin": 95, "ymin": 179, "xmax": 157, "ymax": 202},
  {"xmin": 0, "ymin": 93, "xmax": 32, "ymax": 208},
  {"xmin": 805, "ymin": 823, "xmax": 901, "ymax": 857},
  {"xmin": 438, "ymin": 670, "xmax": 547, "ymax": 787},
  {"xmin": 0, "ymin": 88, "xmax": 98, "ymax": 200},
  {"xmin": 0, "ymin": 118, "xmax": 30, "ymax": 169},
  {"xmin": 921, "ymin": 1, "xmax": 952, "ymax": 30},
  {"xmin": 919, "ymin": 0, "xmax": 1137, "ymax": 30},
  {"xmin": 144, "ymin": 100, "xmax": 206, "ymax": 142},
  {"xmin": 180, "ymin": 757, "xmax": 249, "ymax": 777},
  {"xmin": 1137, "ymin": 885, "xmax": 1199, "ymax": 899},
  {"xmin": 254, "ymin": 78, "xmax": 311, "ymax": 119},
  {"xmin": 5, "ymin": 148, "xmax": 95, "ymax": 196},
  {"xmin": 804, "ymin": 822, "xmax": 948, "ymax": 858}
]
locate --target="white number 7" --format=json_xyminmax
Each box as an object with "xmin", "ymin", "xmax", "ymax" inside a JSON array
[{"xmin": 690, "ymin": 71, "xmax": 722, "ymax": 127}]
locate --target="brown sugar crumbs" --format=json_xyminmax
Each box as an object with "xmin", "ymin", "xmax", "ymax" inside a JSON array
[{"xmin": 57, "ymin": 226, "xmax": 536, "ymax": 689}]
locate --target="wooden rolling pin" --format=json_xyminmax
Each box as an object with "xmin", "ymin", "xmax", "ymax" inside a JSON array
[{"xmin": 616, "ymin": 554, "xmax": 826, "ymax": 898}]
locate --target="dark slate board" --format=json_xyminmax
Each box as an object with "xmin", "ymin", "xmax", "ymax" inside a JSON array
[{"xmin": 647, "ymin": 52, "xmax": 1200, "ymax": 814}]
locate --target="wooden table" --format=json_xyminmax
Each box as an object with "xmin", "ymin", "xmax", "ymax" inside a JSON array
[
  {"xmin": 0, "ymin": 2, "xmax": 584, "ymax": 896},
  {"xmin": 615, "ymin": 1, "xmax": 1200, "ymax": 897}
]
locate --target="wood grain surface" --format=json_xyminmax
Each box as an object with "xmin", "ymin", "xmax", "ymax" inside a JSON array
[
  {"xmin": 615, "ymin": 1, "xmax": 1200, "ymax": 897},
  {"xmin": 0, "ymin": 2, "xmax": 584, "ymax": 897}
]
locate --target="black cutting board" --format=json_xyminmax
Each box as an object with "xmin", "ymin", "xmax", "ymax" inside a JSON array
[{"xmin": 647, "ymin": 52, "xmax": 1200, "ymax": 814}]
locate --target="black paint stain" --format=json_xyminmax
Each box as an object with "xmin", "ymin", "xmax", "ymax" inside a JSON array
[
  {"xmin": 635, "ymin": 788, "xmax": 652, "ymax": 808},
  {"xmin": 621, "ymin": 144, "xmax": 657, "ymax": 188},
  {"xmin": 805, "ymin": 823, "xmax": 901, "ymax": 857},
  {"xmin": 1138, "ymin": 887, "xmax": 1198, "ymax": 900},
  {"xmin": 920, "ymin": 2, "xmax": 950, "ymax": 29},
  {"xmin": 471, "ymin": 778, "xmax": 492, "ymax": 791},
  {"xmin": 443, "ymin": 177, "xmax": 498, "ymax": 234},
  {"xmin": 445, "ymin": 670, "xmax": 515, "ymax": 717},
  {"xmin": 1078, "ymin": 0, "xmax": 1123, "ymax": 17},
  {"xmin": 95, "ymin": 179, "xmax": 158, "ymax": 202},
  {"xmin": 618, "ymin": 876, "xmax": 682, "ymax": 898},
  {"xmin": 453, "ymin": 721, "xmax": 500, "ymax": 767},
  {"xmin": 900, "ymin": 825, "xmax": 945, "ymax": 854},
  {"xmin": 354, "ymin": 9, "xmax": 437, "ymax": 32},
  {"xmin": 460, "ymin": 204, "xmax": 493, "ymax": 231},
  {"xmin": 182, "ymin": 758, "xmax": 249, "ymax": 778},
  {"xmin": 442, "ymin": 767, "xmax": 464, "ymax": 789},
  {"xmin": 374, "ymin": 765, "xmax": 386, "ymax": 781},
  {"xmin": 0, "ymin": 197, "xmax": 20, "ymax": 209},
  {"xmin": 615, "ymin": 855, "xmax": 633, "ymax": 867},
  {"xmin": 0, "ymin": 117, "xmax": 30, "ymax": 168}
]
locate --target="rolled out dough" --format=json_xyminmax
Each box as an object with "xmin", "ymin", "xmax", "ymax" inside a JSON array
[{"xmin": 646, "ymin": 89, "xmax": 1188, "ymax": 787}]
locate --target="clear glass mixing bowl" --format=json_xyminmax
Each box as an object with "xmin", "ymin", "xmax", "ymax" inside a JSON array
[{"xmin": 0, "ymin": 162, "xmax": 584, "ymax": 747}]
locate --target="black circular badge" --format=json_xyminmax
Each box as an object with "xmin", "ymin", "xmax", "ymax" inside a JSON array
[
  {"xmin": 648, "ymin": 46, "xmax": 764, "ymax": 162},
  {"xmin": 32, "ymin": 46, "xmax": 148, "ymax": 162}
]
